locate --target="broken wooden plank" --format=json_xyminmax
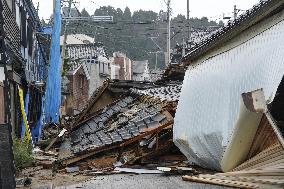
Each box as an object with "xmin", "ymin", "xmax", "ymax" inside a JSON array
[
  {"xmin": 45, "ymin": 128, "xmax": 67, "ymax": 151},
  {"xmin": 182, "ymin": 175, "xmax": 260, "ymax": 189},
  {"xmin": 120, "ymin": 121, "xmax": 173, "ymax": 147},
  {"xmin": 200, "ymin": 174, "xmax": 284, "ymax": 185}
]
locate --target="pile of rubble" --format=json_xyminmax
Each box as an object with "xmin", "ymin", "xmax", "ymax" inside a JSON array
[{"xmin": 56, "ymin": 80, "xmax": 191, "ymax": 176}]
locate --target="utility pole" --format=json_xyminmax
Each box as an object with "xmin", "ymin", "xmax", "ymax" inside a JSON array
[
  {"xmin": 223, "ymin": 5, "xmax": 242, "ymax": 21},
  {"xmin": 149, "ymin": 37, "xmax": 163, "ymax": 70},
  {"xmin": 187, "ymin": 0, "xmax": 191, "ymax": 42},
  {"xmin": 61, "ymin": 0, "xmax": 73, "ymax": 66},
  {"xmin": 233, "ymin": 5, "xmax": 237, "ymax": 20},
  {"xmin": 36, "ymin": 2, "xmax": 39, "ymax": 13},
  {"xmin": 166, "ymin": 0, "xmax": 171, "ymax": 66}
]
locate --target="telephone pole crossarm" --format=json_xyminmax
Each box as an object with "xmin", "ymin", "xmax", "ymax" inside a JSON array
[{"xmin": 62, "ymin": 16, "xmax": 113, "ymax": 22}]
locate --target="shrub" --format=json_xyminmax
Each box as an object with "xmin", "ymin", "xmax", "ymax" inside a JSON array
[{"xmin": 13, "ymin": 138, "xmax": 34, "ymax": 171}]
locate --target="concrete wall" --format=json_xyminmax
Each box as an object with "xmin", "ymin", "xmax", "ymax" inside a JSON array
[
  {"xmin": 88, "ymin": 62, "xmax": 109, "ymax": 97},
  {"xmin": 112, "ymin": 56, "xmax": 132, "ymax": 80},
  {"xmin": 66, "ymin": 67, "xmax": 89, "ymax": 115}
]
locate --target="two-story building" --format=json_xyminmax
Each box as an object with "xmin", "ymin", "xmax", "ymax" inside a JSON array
[
  {"xmin": 0, "ymin": 0, "xmax": 48, "ymax": 187},
  {"xmin": 0, "ymin": 0, "xmax": 48, "ymax": 139},
  {"xmin": 61, "ymin": 34, "xmax": 110, "ymax": 115}
]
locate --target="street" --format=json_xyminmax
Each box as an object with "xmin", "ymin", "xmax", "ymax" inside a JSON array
[{"xmin": 55, "ymin": 174, "xmax": 230, "ymax": 189}]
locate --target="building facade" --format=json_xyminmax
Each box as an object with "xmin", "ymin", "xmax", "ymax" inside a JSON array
[
  {"xmin": 132, "ymin": 60, "xmax": 151, "ymax": 81},
  {"xmin": 0, "ymin": 0, "xmax": 47, "ymax": 187},
  {"xmin": 111, "ymin": 52, "xmax": 132, "ymax": 80},
  {"xmin": 62, "ymin": 34, "xmax": 110, "ymax": 113},
  {"xmin": 64, "ymin": 64, "xmax": 89, "ymax": 115},
  {"xmin": 0, "ymin": 0, "xmax": 48, "ymax": 138}
]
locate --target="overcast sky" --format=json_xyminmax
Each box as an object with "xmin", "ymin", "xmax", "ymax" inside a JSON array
[{"xmin": 33, "ymin": 0, "xmax": 260, "ymax": 21}]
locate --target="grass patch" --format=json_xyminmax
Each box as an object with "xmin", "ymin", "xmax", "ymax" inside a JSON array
[{"xmin": 13, "ymin": 138, "xmax": 34, "ymax": 171}]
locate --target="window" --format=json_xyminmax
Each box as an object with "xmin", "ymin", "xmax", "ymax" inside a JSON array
[
  {"xmin": 20, "ymin": 6, "xmax": 27, "ymax": 47},
  {"xmin": 27, "ymin": 18, "xmax": 33, "ymax": 56},
  {"xmin": 79, "ymin": 75, "xmax": 84, "ymax": 89}
]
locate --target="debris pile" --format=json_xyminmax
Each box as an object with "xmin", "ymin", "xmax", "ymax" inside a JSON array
[{"xmin": 57, "ymin": 80, "xmax": 189, "ymax": 175}]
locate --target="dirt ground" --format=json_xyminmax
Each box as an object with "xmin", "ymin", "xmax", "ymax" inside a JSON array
[{"xmin": 17, "ymin": 166, "xmax": 92, "ymax": 188}]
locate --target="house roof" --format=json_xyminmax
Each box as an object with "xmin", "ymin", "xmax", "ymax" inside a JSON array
[
  {"xmin": 60, "ymin": 34, "xmax": 95, "ymax": 45},
  {"xmin": 66, "ymin": 44, "xmax": 107, "ymax": 60},
  {"xmin": 70, "ymin": 96, "xmax": 172, "ymax": 154},
  {"xmin": 133, "ymin": 60, "xmax": 149, "ymax": 74},
  {"xmin": 130, "ymin": 85, "xmax": 181, "ymax": 102},
  {"xmin": 64, "ymin": 79, "xmax": 180, "ymax": 160},
  {"xmin": 182, "ymin": 0, "xmax": 284, "ymax": 63},
  {"xmin": 66, "ymin": 63, "xmax": 90, "ymax": 80},
  {"xmin": 74, "ymin": 80, "xmax": 180, "ymax": 126}
]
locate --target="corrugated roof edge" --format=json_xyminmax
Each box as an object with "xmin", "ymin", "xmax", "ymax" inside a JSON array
[
  {"xmin": 182, "ymin": 0, "xmax": 284, "ymax": 64},
  {"xmin": 66, "ymin": 42, "xmax": 105, "ymax": 48}
]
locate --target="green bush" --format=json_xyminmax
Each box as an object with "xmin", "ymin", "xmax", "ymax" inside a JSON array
[{"xmin": 13, "ymin": 138, "xmax": 34, "ymax": 171}]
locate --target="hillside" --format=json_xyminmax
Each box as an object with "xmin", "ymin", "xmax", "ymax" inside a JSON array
[{"xmin": 66, "ymin": 6, "xmax": 222, "ymax": 69}]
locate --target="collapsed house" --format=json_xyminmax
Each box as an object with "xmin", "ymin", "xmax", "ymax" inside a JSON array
[
  {"xmin": 173, "ymin": 0, "xmax": 284, "ymax": 187},
  {"xmin": 59, "ymin": 80, "xmax": 183, "ymax": 169},
  {"xmin": 60, "ymin": 80, "xmax": 181, "ymax": 169}
]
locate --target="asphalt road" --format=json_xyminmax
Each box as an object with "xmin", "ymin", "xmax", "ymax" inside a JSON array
[{"xmin": 55, "ymin": 174, "xmax": 230, "ymax": 189}]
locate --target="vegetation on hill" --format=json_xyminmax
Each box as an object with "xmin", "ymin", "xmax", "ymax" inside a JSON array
[{"xmin": 66, "ymin": 7, "xmax": 222, "ymax": 69}]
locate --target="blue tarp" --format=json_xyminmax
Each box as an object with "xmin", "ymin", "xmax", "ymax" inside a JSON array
[
  {"xmin": 42, "ymin": 26, "xmax": 53, "ymax": 35},
  {"xmin": 44, "ymin": 0, "xmax": 62, "ymax": 124},
  {"xmin": 31, "ymin": 96, "xmax": 44, "ymax": 142}
]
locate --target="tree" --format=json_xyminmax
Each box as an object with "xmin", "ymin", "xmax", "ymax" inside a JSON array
[
  {"xmin": 123, "ymin": 7, "xmax": 131, "ymax": 20},
  {"xmin": 81, "ymin": 8, "xmax": 90, "ymax": 17},
  {"xmin": 67, "ymin": 6, "xmax": 220, "ymax": 69},
  {"xmin": 218, "ymin": 20, "xmax": 224, "ymax": 26},
  {"xmin": 116, "ymin": 8, "xmax": 124, "ymax": 21}
]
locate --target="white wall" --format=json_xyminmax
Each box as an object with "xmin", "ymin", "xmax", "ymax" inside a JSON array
[{"xmin": 174, "ymin": 10, "xmax": 284, "ymax": 171}]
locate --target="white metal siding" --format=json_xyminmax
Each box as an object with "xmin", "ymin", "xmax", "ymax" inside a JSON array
[{"xmin": 174, "ymin": 19, "xmax": 284, "ymax": 171}]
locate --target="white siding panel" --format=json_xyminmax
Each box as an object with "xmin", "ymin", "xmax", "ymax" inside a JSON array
[{"xmin": 174, "ymin": 20, "xmax": 284, "ymax": 171}]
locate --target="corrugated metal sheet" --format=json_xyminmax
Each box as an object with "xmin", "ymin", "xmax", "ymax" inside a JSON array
[{"xmin": 173, "ymin": 19, "xmax": 284, "ymax": 171}]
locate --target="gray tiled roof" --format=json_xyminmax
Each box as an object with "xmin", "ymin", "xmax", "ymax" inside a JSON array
[
  {"xmin": 183, "ymin": 0, "xmax": 280, "ymax": 61},
  {"xmin": 70, "ymin": 96, "xmax": 169, "ymax": 154},
  {"xmin": 66, "ymin": 44, "xmax": 107, "ymax": 60},
  {"xmin": 131, "ymin": 85, "xmax": 182, "ymax": 102}
]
